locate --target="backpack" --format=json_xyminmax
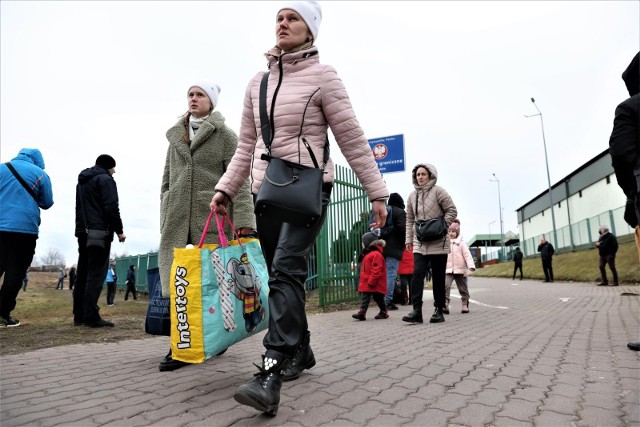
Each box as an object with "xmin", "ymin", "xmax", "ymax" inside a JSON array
[{"xmin": 369, "ymin": 206, "xmax": 394, "ymax": 237}]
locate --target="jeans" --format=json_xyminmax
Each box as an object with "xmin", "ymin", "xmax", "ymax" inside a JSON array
[
  {"xmin": 256, "ymin": 184, "xmax": 331, "ymax": 356},
  {"xmin": 74, "ymin": 235, "xmax": 111, "ymax": 323},
  {"xmin": 384, "ymin": 256, "xmax": 400, "ymax": 304},
  {"xmin": 410, "ymin": 253, "xmax": 447, "ymax": 310},
  {"xmin": 0, "ymin": 231, "xmax": 37, "ymax": 320}
]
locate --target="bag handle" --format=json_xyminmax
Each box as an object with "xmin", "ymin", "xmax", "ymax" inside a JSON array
[{"xmin": 198, "ymin": 211, "xmax": 243, "ymax": 249}]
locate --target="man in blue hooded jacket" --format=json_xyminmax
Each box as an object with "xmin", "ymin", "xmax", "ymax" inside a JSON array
[{"xmin": 0, "ymin": 148, "xmax": 54, "ymax": 327}]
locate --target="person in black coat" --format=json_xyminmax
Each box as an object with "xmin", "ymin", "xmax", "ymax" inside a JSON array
[
  {"xmin": 608, "ymin": 51, "xmax": 639, "ymax": 351},
  {"xmin": 379, "ymin": 193, "xmax": 407, "ymax": 311},
  {"xmin": 537, "ymin": 237, "xmax": 555, "ymax": 282},
  {"xmin": 125, "ymin": 265, "xmax": 137, "ymax": 301},
  {"xmin": 512, "ymin": 247, "xmax": 524, "ymax": 280},
  {"xmin": 595, "ymin": 226, "xmax": 619, "ymax": 286},
  {"xmin": 73, "ymin": 154, "xmax": 126, "ymax": 327}
]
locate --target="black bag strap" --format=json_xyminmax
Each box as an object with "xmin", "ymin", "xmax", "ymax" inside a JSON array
[
  {"xmin": 259, "ymin": 71, "xmax": 329, "ymax": 170},
  {"xmin": 4, "ymin": 162, "xmax": 37, "ymax": 202}
]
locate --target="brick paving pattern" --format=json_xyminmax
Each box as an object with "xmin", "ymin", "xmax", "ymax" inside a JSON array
[{"xmin": 1, "ymin": 277, "xmax": 638, "ymax": 426}]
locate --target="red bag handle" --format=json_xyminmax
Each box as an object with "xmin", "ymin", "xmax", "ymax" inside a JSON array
[{"xmin": 198, "ymin": 211, "xmax": 242, "ymax": 248}]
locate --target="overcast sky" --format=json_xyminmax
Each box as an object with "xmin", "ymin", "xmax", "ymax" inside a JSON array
[{"xmin": 1, "ymin": 1, "xmax": 638, "ymax": 267}]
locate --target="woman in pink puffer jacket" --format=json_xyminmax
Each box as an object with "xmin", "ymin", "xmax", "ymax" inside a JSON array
[
  {"xmin": 444, "ymin": 220, "xmax": 476, "ymax": 314},
  {"xmin": 210, "ymin": 1, "xmax": 389, "ymax": 416}
]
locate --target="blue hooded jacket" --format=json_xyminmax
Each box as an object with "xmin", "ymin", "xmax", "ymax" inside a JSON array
[{"xmin": 0, "ymin": 148, "xmax": 54, "ymax": 234}]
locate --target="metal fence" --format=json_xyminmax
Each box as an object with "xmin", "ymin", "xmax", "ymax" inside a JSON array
[{"xmin": 519, "ymin": 205, "xmax": 633, "ymax": 258}]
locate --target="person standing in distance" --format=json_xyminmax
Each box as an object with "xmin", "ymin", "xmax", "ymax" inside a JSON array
[
  {"xmin": 74, "ymin": 154, "xmax": 125, "ymax": 328},
  {"xmin": 210, "ymin": 0, "xmax": 389, "ymax": 415},
  {"xmin": 537, "ymin": 237, "xmax": 555, "ymax": 282},
  {"xmin": 512, "ymin": 246, "xmax": 524, "ymax": 280},
  {"xmin": 0, "ymin": 148, "xmax": 54, "ymax": 327},
  {"xmin": 595, "ymin": 226, "xmax": 619, "ymax": 286}
]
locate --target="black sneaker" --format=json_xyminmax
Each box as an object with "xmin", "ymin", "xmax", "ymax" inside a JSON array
[
  {"xmin": 159, "ymin": 350, "xmax": 191, "ymax": 372},
  {"xmin": 0, "ymin": 316, "xmax": 20, "ymax": 327},
  {"xmin": 85, "ymin": 318, "xmax": 114, "ymax": 328}
]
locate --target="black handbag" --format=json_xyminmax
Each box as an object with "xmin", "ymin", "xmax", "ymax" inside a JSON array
[
  {"xmin": 86, "ymin": 229, "xmax": 110, "ymax": 249},
  {"xmin": 254, "ymin": 71, "xmax": 328, "ymax": 228},
  {"xmin": 413, "ymin": 192, "xmax": 448, "ymax": 243}
]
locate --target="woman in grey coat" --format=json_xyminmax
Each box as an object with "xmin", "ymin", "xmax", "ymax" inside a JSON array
[{"xmin": 158, "ymin": 81, "xmax": 255, "ymax": 371}]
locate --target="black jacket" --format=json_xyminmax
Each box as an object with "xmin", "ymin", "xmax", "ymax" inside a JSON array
[
  {"xmin": 127, "ymin": 267, "xmax": 136, "ymax": 284},
  {"xmin": 382, "ymin": 205, "xmax": 407, "ymax": 260},
  {"xmin": 537, "ymin": 242, "xmax": 554, "ymax": 261},
  {"xmin": 75, "ymin": 165, "xmax": 124, "ymax": 239},
  {"xmin": 609, "ymin": 52, "xmax": 640, "ymax": 227},
  {"xmin": 597, "ymin": 232, "xmax": 619, "ymax": 257},
  {"xmin": 513, "ymin": 249, "xmax": 523, "ymax": 263}
]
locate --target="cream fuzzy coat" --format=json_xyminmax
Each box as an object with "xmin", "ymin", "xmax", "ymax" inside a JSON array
[{"xmin": 159, "ymin": 112, "xmax": 255, "ymax": 296}]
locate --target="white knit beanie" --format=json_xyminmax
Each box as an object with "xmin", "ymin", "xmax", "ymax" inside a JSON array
[
  {"xmin": 188, "ymin": 82, "xmax": 221, "ymax": 109},
  {"xmin": 278, "ymin": 1, "xmax": 322, "ymax": 41}
]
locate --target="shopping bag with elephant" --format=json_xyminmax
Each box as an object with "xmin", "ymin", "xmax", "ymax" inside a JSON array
[{"xmin": 169, "ymin": 212, "xmax": 269, "ymax": 364}]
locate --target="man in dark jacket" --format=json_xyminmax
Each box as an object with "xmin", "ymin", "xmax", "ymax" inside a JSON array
[
  {"xmin": 608, "ymin": 51, "xmax": 639, "ymax": 351},
  {"xmin": 0, "ymin": 148, "xmax": 54, "ymax": 327},
  {"xmin": 74, "ymin": 154, "xmax": 126, "ymax": 327},
  {"xmin": 512, "ymin": 247, "xmax": 524, "ymax": 280},
  {"xmin": 124, "ymin": 264, "xmax": 138, "ymax": 301},
  {"xmin": 595, "ymin": 226, "xmax": 619, "ymax": 286},
  {"xmin": 537, "ymin": 237, "xmax": 555, "ymax": 282},
  {"xmin": 379, "ymin": 193, "xmax": 407, "ymax": 311}
]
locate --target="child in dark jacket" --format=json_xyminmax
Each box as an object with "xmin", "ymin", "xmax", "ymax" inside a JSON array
[{"xmin": 352, "ymin": 232, "xmax": 388, "ymax": 321}]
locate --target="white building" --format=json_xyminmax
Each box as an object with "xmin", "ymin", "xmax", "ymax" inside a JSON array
[{"xmin": 516, "ymin": 149, "xmax": 633, "ymax": 257}]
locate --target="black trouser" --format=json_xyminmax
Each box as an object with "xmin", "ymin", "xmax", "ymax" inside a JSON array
[
  {"xmin": 255, "ymin": 185, "xmax": 331, "ymax": 357},
  {"xmin": 513, "ymin": 262, "xmax": 523, "ymax": 280},
  {"xmin": 410, "ymin": 253, "xmax": 447, "ymax": 311},
  {"xmin": 106, "ymin": 281, "xmax": 116, "ymax": 304},
  {"xmin": 359, "ymin": 292, "xmax": 386, "ymax": 312},
  {"xmin": 598, "ymin": 255, "xmax": 618, "ymax": 284},
  {"xmin": 542, "ymin": 258, "xmax": 553, "ymax": 282},
  {"xmin": 125, "ymin": 282, "xmax": 138, "ymax": 300},
  {"xmin": 74, "ymin": 236, "xmax": 111, "ymax": 323},
  {"xmin": 0, "ymin": 231, "xmax": 37, "ymax": 320}
]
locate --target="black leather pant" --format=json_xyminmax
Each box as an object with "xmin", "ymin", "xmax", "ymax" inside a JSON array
[
  {"xmin": 410, "ymin": 253, "xmax": 447, "ymax": 311},
  {"xmin": 255, "ymin": 184, "xmax": 332, "ymax": 356}
]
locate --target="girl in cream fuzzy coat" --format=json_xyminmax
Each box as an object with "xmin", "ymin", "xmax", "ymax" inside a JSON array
[{"xmin": 444, "ymin": 220, "xmax": 476, "ymax": 313}]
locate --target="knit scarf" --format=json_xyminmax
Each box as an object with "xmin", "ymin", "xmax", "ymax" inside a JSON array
[{"xmin": 188, "ymin": 114, "xmax": 209, "ymax": 141}]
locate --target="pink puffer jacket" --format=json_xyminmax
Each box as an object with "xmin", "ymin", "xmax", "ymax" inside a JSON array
[
  {"xmin": 445, "ymin": 236, "xmax": 476, "ymax": 276},
  {"xmin": 215, "ymin": 46, "xmax": 388, "ymax": 202}
]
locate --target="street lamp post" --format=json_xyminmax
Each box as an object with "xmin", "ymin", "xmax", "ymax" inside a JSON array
[
  {"xmin": 525, "ymin": 98, "xmax": 558, "ymax": 248},
  {"xmin": 487, "ymin": 220, "xmax": 496, "ymax": 260},
  {"xmin": 490, "ymin": 174, "xmax": 505, "ymax": 261}
]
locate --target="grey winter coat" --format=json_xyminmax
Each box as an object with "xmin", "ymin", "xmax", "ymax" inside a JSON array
[
  {"xmin": 405, "ymin": 163, "xmax": 458, "ymax": 255},
  {"xmin": 159, "ymin": 111, "xmax": 255, "ymax": 296}
]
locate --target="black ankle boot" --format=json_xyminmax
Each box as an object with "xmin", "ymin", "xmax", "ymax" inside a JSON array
[
  {"xmin": 234, "ymin": 350, "xmax": 290, "ymax": 415},
  {"xmin": 402, "ymin": 309, "xmax": 423, "ymax": 323},
  {"xmin": 282, "ymin": 331, "xmax": 316, "ymax": 382},
  {"xmin": 430, "ymin": 307, "xmax": 445, "ymax": 323}
]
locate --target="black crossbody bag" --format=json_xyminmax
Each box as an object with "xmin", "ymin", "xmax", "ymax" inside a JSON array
[
  {"xmin": 414, "ymin": 191, "xmax": 448, "ymax": 243},
  {"xmin": 254, "ymin": 71, "xmax": 328, "ymax": 228}
]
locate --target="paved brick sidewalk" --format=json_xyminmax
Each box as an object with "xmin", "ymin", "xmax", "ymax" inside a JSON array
[{"xmin": 1, "ymin": 277, "xmax": 639, "ymax": 426}]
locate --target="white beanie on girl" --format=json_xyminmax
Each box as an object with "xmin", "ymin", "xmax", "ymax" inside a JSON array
[
  {"xmin": 278, "ymin": 1, "xmax": 322, "ymax": 41},
  {"xmin": 188, "ymin": 82, "xmax": 221, "ymax": 109}
]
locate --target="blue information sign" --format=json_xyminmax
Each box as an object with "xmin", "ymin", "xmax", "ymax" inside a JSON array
[{"xmin": 367, "ymin": 134, "xmax": 405, "ymax": 174}]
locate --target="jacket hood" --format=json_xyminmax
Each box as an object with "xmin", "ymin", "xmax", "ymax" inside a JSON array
[
  {"xmin": 78, "ymin": 165, "xmax": 109, "ymax": 185},
  {"xmin": 622, "ymin": 52, "xmax": 639, "ymax": 97},
  {"xmin": 388, "ymin": 193, "xmax": 405, "ymax": 209},
  {"xmin": 412, "ymin": 163, "xmax": 438, "ymax": 188},
  {"xmin": 13, "ymin": 148, "xmax": 45, "ymax": 169}
]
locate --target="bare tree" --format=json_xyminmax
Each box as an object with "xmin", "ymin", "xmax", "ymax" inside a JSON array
[{"xmin": 40, "ymin": 248, "xmax": 66, "ymax": 268}]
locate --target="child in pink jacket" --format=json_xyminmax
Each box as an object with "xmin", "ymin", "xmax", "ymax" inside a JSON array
[
  {"xmin": 352, "ymin": 232, "xmax": 388, "ymax": 321},
  {"xmin": 444, "ymin": 220, "xmax": 476, "ymax": 313}
]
